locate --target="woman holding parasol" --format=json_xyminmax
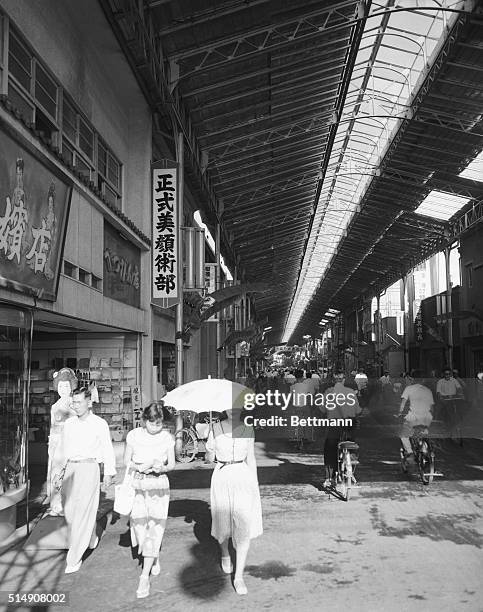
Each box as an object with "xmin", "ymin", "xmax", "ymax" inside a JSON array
[{"xmin": 163, "ymin": 379, "xmax": 263, "ymax": 595}]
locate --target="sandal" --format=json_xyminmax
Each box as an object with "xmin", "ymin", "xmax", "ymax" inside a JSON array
[
  {"xmin": 151, "ymin": 558, "xmax": 160, "ymax": 576},
  {"xmin": 221, "ymin": 556, "xmax": 233, "ymax": 574},
  {"xmin": 234, "ymin": 578, "xmax": 248, "ymax": 595},
  {"xmin": 136, "ymin": 576, "xmax": 150, "ymax": 599}
]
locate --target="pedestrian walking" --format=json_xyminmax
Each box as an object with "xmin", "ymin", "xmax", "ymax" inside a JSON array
[
  {"xmin": 123, "ymin": 402, "xmax": 175, "ymax": 598},
  {"xmin": 206, "ymin": 409, "xmax": 263, "ymax": 595},
  {"xmin": 59, "ymin": 386, "xmax": 116, "ymax": 574}
]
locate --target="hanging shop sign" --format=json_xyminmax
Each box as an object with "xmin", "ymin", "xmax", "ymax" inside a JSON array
[
  {"xmin": 103, "ymin": 221, "xmax": 141, "ymax": 307},
  {"xmin": 152, "ymin": 161, "xmax": 180, "ymax": 308},
  {"xmin": 131, "ymin": 385, "xmax": 142, "ymax": 428},
  {"xmin": 0, "ymin": 126, "xmax": 72, "ymax": 301}
]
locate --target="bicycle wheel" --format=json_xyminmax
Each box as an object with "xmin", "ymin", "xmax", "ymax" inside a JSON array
[
  {"xmin": 176, "ymin": 428, "xmax": 198, "ymax": 463},
  {"xmin": 418, "ymin": 441, "xmax": 435, "ymax": 485},
  {"xmin": 339, "ymin": 452, "xmax": 352, "ymax": 501}
]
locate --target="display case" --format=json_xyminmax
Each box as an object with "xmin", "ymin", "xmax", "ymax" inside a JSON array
[
  {"xmin": 0, "ymin": 305, "xmax": 32, "ymax": 543},
  {"xmin": 28, "ymin": 332, "xmax": 139, "ymax": 442}
]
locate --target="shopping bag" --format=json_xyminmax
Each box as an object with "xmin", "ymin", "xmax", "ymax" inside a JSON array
[{"xmin": 114, "ymin": 464, "xmax": 135, "ymax": 515}]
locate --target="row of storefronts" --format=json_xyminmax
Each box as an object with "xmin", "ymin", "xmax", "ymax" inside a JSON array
[
  {"xmin": 319, "ymin": 224, "xmax": 483, "ymax": 379},
  {"xmin": 0, "ymin": 1, "xmax": 232, "ymax": 543}
]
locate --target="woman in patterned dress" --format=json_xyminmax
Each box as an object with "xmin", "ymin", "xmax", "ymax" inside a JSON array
[
  {"xmin": 124, "ymin": 402, "xmax": 175, "ymax": 598},
  {"xmin": 207, "ymin": 409, "xmax": 263, "ymax": 595}
]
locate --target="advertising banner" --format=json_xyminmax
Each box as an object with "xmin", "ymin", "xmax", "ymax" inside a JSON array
[
  {"xmin": 103, "ymin": 221, "xmax": 141, "ymax": 307},
  {"xmin": 0, "ymin": 126, "xmax": 72, "ymax": 301}
]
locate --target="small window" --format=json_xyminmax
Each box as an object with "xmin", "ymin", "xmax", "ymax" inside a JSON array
[
  {"xmin": 467, "ymin": 264, "xmax": 473, "ymax": 288},
  {"xmin": 63, "ymin": 260, "xmax": 77, "ymax": 278},
  {"xmin": 78, "ymin": 268, "xmax": 90, "ymax": 285},
  {"xmin": 107, "ymin": 153, "xmax": 120, "ymax": 189},
  {"xmin": 8, "ymin": 31, "xmax": 32, "ymax": 91},
  {"xmin": 34, "ymin": 63, "xmax": 58, "ymax": 120},
  {"xmin": 91, "ymin": 274, "xmax": 102, "ymax": 291},
  {"xmin": 97, "ymin": 138, "xmax": 122, "ymax": 208},
  {"xmin": 62, "ymin": 97, "xmax": 77, "ymax": 142},
  {"xmin": 78, "ymin": 116, "xmax": 94, "ymax": 160}
]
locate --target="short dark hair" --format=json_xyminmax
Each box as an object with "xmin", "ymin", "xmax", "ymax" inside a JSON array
[
  {"xmin": 72, "ymin": 386, "xmax": 91, "ymax": 399},
  {"xmin": 143, "ymin": 402, "xmax": 165, "ymax": 423},
  {"xmin": 294, "ymin": 369, "xmax": 304, "ymax": 379}
]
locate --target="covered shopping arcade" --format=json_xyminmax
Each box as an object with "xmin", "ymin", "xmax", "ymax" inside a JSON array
[{"xmin": 100, "ymin": 0, "xmax": 483, "ymax": 359}]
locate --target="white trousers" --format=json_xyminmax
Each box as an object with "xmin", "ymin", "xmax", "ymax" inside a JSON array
[{"xmin": 62, "ymin": 462, "xmax": 100, "ymax": 566}]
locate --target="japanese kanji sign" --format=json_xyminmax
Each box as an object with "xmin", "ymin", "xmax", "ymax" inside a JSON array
[
  {"xmin": 131, "ymin": 385, "xmax": 142, "ymax": 428},
  {"xmin": 152, "ymin": 162, "xmax": 180, "ymax": 305},
  {"xmin": 0, "ymin": 127, "xmax": 72, "ymax": 301}
]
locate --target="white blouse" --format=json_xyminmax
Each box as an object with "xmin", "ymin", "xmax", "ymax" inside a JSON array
[
  {"xmin": 126, "ymin": 427, "xmax": 174, "ymax": 465},
  {"xmin": 206, "ymin": 421, "xmax": 254, "ymax": 462}
]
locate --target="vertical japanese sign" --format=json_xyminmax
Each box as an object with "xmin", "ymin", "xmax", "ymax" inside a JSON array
[
  {"xmin": 0, "ymin": 127, "xmax": 72, "ymax": 301},
  {"xmin": 131, "ymin": 385, "xmax": 142, "ymax": 428},
  {"xmin": 152, "ymin": 162, "xmax": 180, "ymax": 307}
]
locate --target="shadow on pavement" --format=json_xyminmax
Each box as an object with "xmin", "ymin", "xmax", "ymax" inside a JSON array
[{"xmin": 168, "ymin": 499, "xmax": 227, "ymax": 600}]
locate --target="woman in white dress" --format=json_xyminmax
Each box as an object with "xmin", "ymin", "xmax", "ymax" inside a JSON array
[
  {"xmin": 207, "ymin": 409, "xmax": 263, "ymax": 595},
  {"xmin": 124, "ymin": 403, "xmax": 175, "ymax": 598}
]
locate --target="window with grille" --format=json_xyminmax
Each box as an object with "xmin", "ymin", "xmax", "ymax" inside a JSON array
[
  {"xmin": 4, "ymin": 15, "xmax": 123, "ymax": 209},
  {"xmin": 8, "ymin": 27, "xmax": 59, "ymax": 139},
  {"xmin": 98, "ymin": 139, "xmax": 122, "ymax": 209}
]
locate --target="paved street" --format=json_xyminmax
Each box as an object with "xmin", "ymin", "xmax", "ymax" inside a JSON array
[{"xmin": 1, "ymin": 433, "xmax": 483, "ymax": 612}]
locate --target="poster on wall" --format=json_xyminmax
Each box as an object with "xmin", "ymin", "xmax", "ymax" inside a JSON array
[
  {"xmin": 0, "ymin": 126, "xmax": 72, "ymax": 301},
  {"xmin": 103, "ymin": 221, "xmax": 141, "ymax": 308},
  {"xmin": 152, "ymin": 161, "xmax": 180, "ymax": 308}
]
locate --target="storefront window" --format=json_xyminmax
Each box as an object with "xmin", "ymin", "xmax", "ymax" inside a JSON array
[
  {"xmin": 28, "ymin": 330, "xmax": 139, "ymax": 444},
  {"xmin": 0, "ymin": 306, "xmax": 32, "ymax": 497}
]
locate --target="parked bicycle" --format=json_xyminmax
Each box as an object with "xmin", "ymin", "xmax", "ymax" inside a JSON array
[
  {"xmin": 176, "ymin": 411, "xmax": 219, "ymax": 463},
  {"xmin": 400, "ymin": 424, "xmax": 435, "ymax": 485},
  {"xmin": 337, "ymin": 439, "xmax": 359, "ymax": 501}
]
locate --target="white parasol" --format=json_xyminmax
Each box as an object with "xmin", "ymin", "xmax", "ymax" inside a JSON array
[{"xmin": 162, "ymin": 378, "xmax": 252, "ymax": 415}]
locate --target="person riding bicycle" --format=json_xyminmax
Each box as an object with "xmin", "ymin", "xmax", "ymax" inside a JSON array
[
  {"xmin": 398, "ymin": 371, "xmax": 434, "ymax": 463},
  {"xmin": 436, "ymin": 367, "xmax": 464, "ymax": 427},
  {"xmin": 321, "ymin": 372, "xmax": 361, "ymax": 486}
]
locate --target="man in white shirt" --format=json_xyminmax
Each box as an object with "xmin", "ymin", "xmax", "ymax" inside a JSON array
[
  {"xmin": 398, "ymin": 373, "xmax": 434, "ymax": 458},
  {"xmin": 436, "ymin": 367, "xmax": 463, "ymax": 423},
  {"xmin": 321, "ymin": 373, "xmax": 361, "ymax": 485},
  {"xmin": 59, "ymin": 386, "xmax": 116, "ymax": 574}
]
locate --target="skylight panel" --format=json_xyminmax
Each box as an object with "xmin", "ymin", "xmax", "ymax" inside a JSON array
[
  {"xmin": 414, "ymin": 190, "xmax": 470, "ymax": 221},
  {"xmin": 459, "ymin": 150, "xmax": 483, "ymax": 182}
]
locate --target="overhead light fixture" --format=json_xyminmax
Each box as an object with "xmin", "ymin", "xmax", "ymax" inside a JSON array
[
  {"xmin": 264, "ymin": 326, "xmax": 273, "ymax": 331},
  {"xmin": 414, "ymin": 190, "xmax": 469, "ymax": 221}
]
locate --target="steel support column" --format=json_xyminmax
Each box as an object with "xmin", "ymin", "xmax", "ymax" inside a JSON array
[{"xmin": 175, "ymin": 131, "xmax": 184, "ymax": 454}]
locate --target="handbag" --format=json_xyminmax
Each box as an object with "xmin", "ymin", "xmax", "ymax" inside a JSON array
[
  {"xmin": 52, "ymin": 466, "xmax": 66, "ymax": 492},
  {"xmin": 114, "ymin": 463, "xmax": 135, "ymax": 515}
]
